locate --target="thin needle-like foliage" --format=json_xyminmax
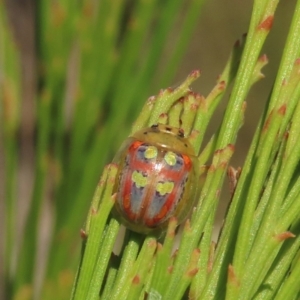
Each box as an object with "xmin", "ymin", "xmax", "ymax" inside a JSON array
[{"xmin": 2, "ymin": 0, "xmax": 300, "ymax": 299}]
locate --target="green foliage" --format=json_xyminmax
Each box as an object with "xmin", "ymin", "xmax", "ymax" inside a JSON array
[
  {"xmin": 2, "ymin": 0, "xmax": 300, "ymax": 299},
  {"xmin": 1, "ymin": 0, "xmax": 205, "ymax": 299}
]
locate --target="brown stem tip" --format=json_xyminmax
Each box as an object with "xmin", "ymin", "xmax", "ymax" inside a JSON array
[
  {"xmin": 258, "ymin": 15, "xmax": 274, "ymax": 31},
  {"xmin": 228, "ymin": 264, "xmax": 240, "ymax": 287},
  {"xmin": 275, "ymin": 231, "xmax": 295, "ymax": 241}
]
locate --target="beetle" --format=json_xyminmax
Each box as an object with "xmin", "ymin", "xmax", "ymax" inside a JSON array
[{"xmin": 112, "ymin": 124, "xmax": 199, "ymax": 234}]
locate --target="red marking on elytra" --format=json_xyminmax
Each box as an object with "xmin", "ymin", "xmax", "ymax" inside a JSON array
[
  {"xmin": 124, "ymin": 139, "xmax": 194, "ymax": 227},
  {"xmin": 182, "ymin": 154, "xmax": 192, "ymax": 168},
  {"xmin": 114, "ymin": 124, "xmax": 199, "ymax": 234},
  {"xmin": 258, "ymin": 15, "xmax": 274, "ymax": 30},
  {"xmin": 123, "ymin": 194, "xmax": 131, "ymax": 210},
  {"xmin": 129, "ymin": 140, "xmax": 144, "ymax": 152},
  {"xmin": 168, "ymin": 266, "xmax": 173, "ymax": 273},
  {"xmin": 147, "ymin": 183, "xmax": 178, "ymax": 225},
  {"xmin": 150, "ymin": 204, "xmax": 169, "ymax": 225}
]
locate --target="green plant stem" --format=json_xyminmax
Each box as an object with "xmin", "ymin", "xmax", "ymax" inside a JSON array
[
  {"xmin": 0, "ymin": 4, "xmax": 21, "ymax": 298},
  {"xmin": 200, "ymin": 116, "xmax": 262, "ymax": 300},
  {"xmin": 101, "ymin": 267, "xmax": 117, "ymax": 300},
  {"xmin": 148, "ymin": 70, "xmax": 200, "ymax": 126},
  {"xmin": 267, "ymin": 0, "xmax": 300, "ymax": 112},
  {"xmin": 15, "ymin": 84, "xmax": 52, "ymax": 291},
  {"xmin": 189, "ymin": 212, "xmax": 215, "ymax": 299},
  {"xmin": 273, "ymin": 249, "xmax": 300, "ymax": 300},
  {"xmin": 108, "ymin": 233, "xmax": 141, "ymax": 300},
  {"xmin": 85, "ymin": 219, "xmax": 120, "ymax": 300},
  {"xmin": 71, "ymin": 165, "xmax": 117, "ymax": 299},
  {"xmin": 114, "ymin": 237, "xmax": 157, "ymax": 299},
  {"xmin": 156, "ymin": 0, "xmax": 206, "ymax": 88},
  {"xmin": 255, "ymin": 223, "xmax": 300, "ymax": 300},
  {"xmin": 192, "ymin": 35, "xmax": 245, "ymax": 152},
  {"xmin": 227, "ymin": 1, "xmax": 300, "ymax": 298},
  {"xmin": 163, "ymin": 144, "xmax": 234, "ymax": 299},
  {"xmin": 150, "ymin": 217, "xmax": 177, "ymax": 295}
]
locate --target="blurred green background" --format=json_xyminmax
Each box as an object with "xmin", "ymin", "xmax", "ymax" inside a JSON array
[{"xmin": 0, "ymin": 0, "xmax": 296, "ymax": 299}]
